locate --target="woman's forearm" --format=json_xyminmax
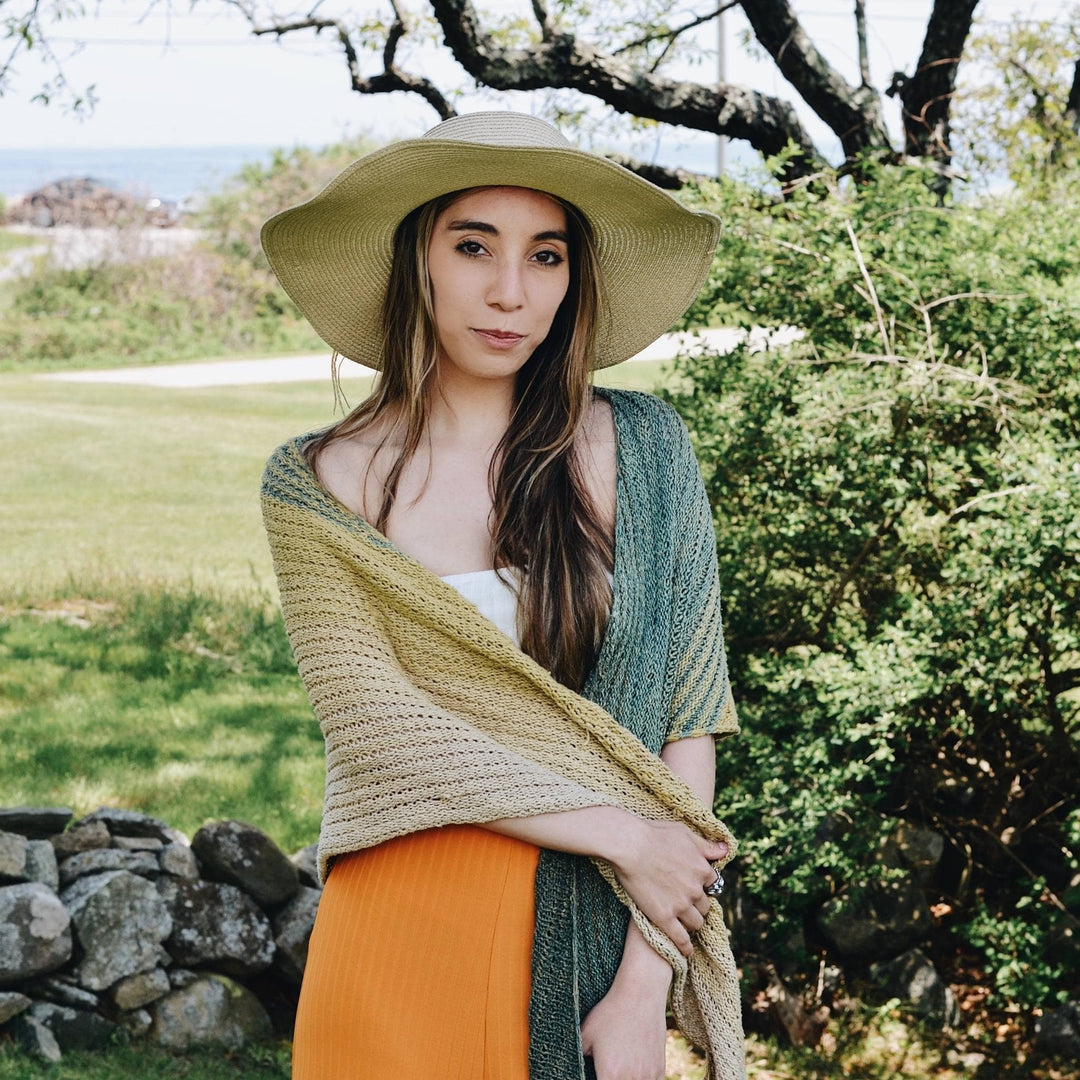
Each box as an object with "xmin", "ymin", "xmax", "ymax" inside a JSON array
[
  {"xmin": 480, "ymin": 735, "xmax": 718, "ymax": 858},
  {"xmin": 480, "ymin": 734, "xmax": 725, "ymax": 960},
  {"xmin": 614, "ymin": 734, "xmax": 718, "ymax": 991},
  {"xmin": 479, "ymin": 804, "xmax": 640, "ymax": 865}
]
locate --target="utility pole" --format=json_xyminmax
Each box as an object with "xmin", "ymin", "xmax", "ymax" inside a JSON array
[{"xmin": 717, "ymin": 7, "xmax": 727, "ymax": 175}]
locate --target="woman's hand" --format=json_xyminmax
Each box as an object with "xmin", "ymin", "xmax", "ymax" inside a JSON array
[
  {"xmin": 580, "ymin": 978, "xmax": 668, "ymax": 1080},
  {"xmin": 610, "ymin": 818, "xmax": 726, "ymax": 957}
]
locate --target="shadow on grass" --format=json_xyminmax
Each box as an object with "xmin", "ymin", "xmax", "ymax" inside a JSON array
[{"xmin": 0, "ymin": 582, "xmax": 322, "ymax": 853}]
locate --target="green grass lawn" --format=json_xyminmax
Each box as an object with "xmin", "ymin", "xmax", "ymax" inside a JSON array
[
  {"xmin": 0, "ymin": 229, "xmax": 42, "ymax": 254},
  {"xmin": 0, "ymin": 1041, "xmax": 292, "ymax": 1079},
  {"xmin": 1, "ymin": 359, "xmax": 667, "ymax": 596}
]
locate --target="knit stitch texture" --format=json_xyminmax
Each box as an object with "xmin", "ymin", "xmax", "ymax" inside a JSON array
[{"xmin": 261, "ymin": 387, "xmax": 744, "ymax": 1079}]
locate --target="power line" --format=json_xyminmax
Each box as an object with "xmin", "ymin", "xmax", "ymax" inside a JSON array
[{"xmin": 47, "ymin": 35, "xmax": 269, "ymax": 45}]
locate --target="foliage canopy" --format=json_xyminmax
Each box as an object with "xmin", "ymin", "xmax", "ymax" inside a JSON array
[{"xmin": 665, "ymin": 161, "xmax": 1080, "ymax": 1022}]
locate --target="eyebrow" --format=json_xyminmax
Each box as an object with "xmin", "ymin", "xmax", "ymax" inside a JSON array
[{"xmin": 446, "ymin": 219, "xmax": 569, "ymax": 243}]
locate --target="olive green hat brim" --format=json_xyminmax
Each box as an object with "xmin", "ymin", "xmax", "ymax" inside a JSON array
[{"xmin": 260, "ymin": 121, "xmax": 721, "ymax": 370}]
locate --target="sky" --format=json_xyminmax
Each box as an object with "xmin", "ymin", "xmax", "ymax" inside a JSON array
[{"xmin": 0, "ymin": 0, "xmax": 1066, "ymax": 161}]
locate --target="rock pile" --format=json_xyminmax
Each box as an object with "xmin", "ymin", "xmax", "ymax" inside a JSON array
[
  {"xmin": 3, "ymin": 178, "xmax": 143, "ymax": 228},
  {"xmin": 0, "ymin": 805, "xmax": 320, "ymax": 1061}
]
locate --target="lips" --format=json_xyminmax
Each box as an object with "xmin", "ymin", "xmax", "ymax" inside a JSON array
[{"xmin": 472, "ymin": 328, "xmax": 525, "ymax": 349}]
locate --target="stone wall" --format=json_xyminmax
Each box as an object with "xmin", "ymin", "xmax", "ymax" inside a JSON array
[
  {"xmin": 0, "ymin": 805, "xmax": 320, "ymax": 1062},
  {"xmin": 3, "ymin": 804, "xmax": 1078, "ymax": 1068}
]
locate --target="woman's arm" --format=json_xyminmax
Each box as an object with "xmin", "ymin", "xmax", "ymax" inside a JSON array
[
  {"xmin": 579, "ymin": 734, "xmax": 718, "ymax": 1080},
  {"xmin": 479, "ymin": 781, "xmax": 726, "ymax": 958}
]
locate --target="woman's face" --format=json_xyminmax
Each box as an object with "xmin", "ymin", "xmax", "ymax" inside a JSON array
[{"xmin": 426, "ymin": 186, "xmax": 571, "ymax": 383}]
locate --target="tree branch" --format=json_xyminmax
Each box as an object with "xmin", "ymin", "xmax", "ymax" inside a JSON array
[
  {"xmin": 530, "ymin": 0, "xmax": 552, "ymax": 43},
  {"xmin": 224, "ymin": 0, "xmax": 455, "ymax": 120},
  {"xmin": 890, "ymin": 0, "xmax": 979, "ymax": 167},
  {"xmin": 854, "ymin": 0, "xmax": 870, "ymax": 88},
  {"xmin": 612, "ymin": 1, "xmax": 740, "ymax": 57},
  {"xmin": 1, "ymin": 0, "xmax": 45, "ymax": 90},
  {"xmin": 429, "ymin": 0, "xmax": 822, "ymax": 173},
  {"xmin": 602, "ymin": 153, "xmax": 713, "ymax": 190},
  {"xmin": 739, "ymin": 0, "xmax": 891, "ymax": 158},
  {"xmin": 1, "ymin": 0, "xmax": 96, "ymax": 111}
]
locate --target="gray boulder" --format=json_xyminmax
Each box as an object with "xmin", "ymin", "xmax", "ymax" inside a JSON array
[
  {"xmin": 0, "ymin": 806, "xmax": 72, "ymax": 839},
  {"xmin": 881, "ymin": 822, "xmax": 945, "ymax": 888},
  {"xmin": 0, "ymin": 830, "xmax": 29, "ymax": 884},
  {"xmin": 148, "ymin": 973, "xmax": 272, "ymax": 1050},
  {"xmin": 272, "ymin": 885, "xmax": 321, "ymax": 983},
  {"xmin": 168, "ymin": 967, "xmax": 200, "ymax": 989},
  {"xmin": 24, "ymin": 841, "xmax": 59, "ymax": 892},
  {"xmin": 27, "ymin": 999, "xmax": 120, "ymax": 1052},
  {"xmin": 119, "ymin": 1007, "xmax": 152, "ymax": 1038},
  {"xmin": 50, "ymin": 820, "xmax": 110, "ymax": 859},
  {"xmin": 0, "ymin": 990, "xmax": 31, "ymax": 1023},
  {"xmin": 25, "ymin": 974, "xmax": 100, "ymax": 1010},
  {"xmin": 113, "ymin": 836, "xmax": 164, "ymax": 852},
  {"xmin": 73, "ymin": 807, "xmax": 175, "ymax": 843},
  {"xmin": 817, "ymin": 879, "xmax": 933, "ymax": 961},
  {"xmin": 111, "ymin": 966, "xmax": 171, "ymax": 1010},
  {"xmin": 158, "ymin": 877, "xmax": 274, "ymax": 978},
  {"xmin": 290, "ymin": 843, "xmax": 321, "ymax": 889},
  {"xmin": 61, "ymin": 870, "xmax": 172, "ymax": 991},
  {"xmin": 1036, "ymin": 1001, "xmax": 1080, "ymax": 1059},
  {"xmin": 59, "ymin": 848, "xmax": 160, "ymax": 887},
  {"xmin": 0, "ymin": 883, "xmax": 72, "ymax": 986},
  {"xmin": 191, "ymin": 820, "xmax": 299, "ymax": 908},
  {"xmin": 159, "ymin": 841, "xmax": 200, "ymax": 880},
  {"xmin": 6, "ymin": 1012, "xmax": 62, "ymax": 1062},
  {"xmin": 869, "ymin": 948, "xmax": 961, "ymax": 1029}
]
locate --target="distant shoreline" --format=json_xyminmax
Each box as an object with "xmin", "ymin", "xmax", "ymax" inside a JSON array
[{"xmin": 0, "ymin": 145, "xmax": 281, "ymax": 204}]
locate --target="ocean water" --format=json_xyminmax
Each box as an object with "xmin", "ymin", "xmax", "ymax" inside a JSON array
[
  {"xmin": 0, "ymin": 145, "xmax": 279, "ymax": 202},
  {"xmin": 0, "ymin": 136, "xmax": 768, "ymax": 206}
]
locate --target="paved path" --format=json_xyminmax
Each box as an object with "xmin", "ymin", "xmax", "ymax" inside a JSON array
[{"xmin": 36, "ymin": 327, "xmax": 798, "ymax": 388}]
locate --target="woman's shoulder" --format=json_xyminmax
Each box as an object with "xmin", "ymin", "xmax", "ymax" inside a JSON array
[
  {"xmin": 594, "ymin": 387, "xmax": 693, "ymax": 455},
  {"xmin": 261, "ymin": 430, "xmax": 326, "ymax": 500}
]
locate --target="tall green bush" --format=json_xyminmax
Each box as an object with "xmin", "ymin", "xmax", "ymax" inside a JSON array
[
  {"xmin": 198, "ymin": 138, "xmax": 378, "ymax": 270},
  {"xmin": 668, "ymin": 162, "xmax": 1080, "ymax": 1016},
  {"xmin": 1, "ymin": 138, "xmax": 380, "ymax": 372}
]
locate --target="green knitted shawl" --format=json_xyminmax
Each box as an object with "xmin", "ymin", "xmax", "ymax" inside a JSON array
[{"xmin": 261, "ymin": 387, "xmax": 743, "ymax": 1079}]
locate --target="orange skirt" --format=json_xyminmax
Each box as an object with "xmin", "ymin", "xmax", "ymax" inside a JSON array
[{"xmin": 292, "ymin": 824, "xmax": 541, "ymax": 1079}]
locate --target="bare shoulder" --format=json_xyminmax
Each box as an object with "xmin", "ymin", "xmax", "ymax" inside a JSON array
[
  {"xmin": 314, "ymin": 417, "xmax": 398, "ymax": 522},
  {"xmin": 577, "ymin": 394, "xmax": 617, "ymax": 531}
]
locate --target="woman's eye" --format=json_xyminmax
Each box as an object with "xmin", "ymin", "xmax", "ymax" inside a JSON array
[
  {"xmin": 533, "ymin": 249, "xmax": 564, "ymax": 266},
  {"xmin": 457, "ymin": 240, "xmax": 486, "ymax": 257}
]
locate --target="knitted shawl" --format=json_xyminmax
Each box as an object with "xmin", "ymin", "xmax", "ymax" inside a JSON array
[{"xmin": 261, "ymin": 387, "xmax": 745, "ymax": 1080}]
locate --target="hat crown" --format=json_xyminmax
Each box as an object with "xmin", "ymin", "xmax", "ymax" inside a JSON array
[{"xmin": 421, "ymin": 112, "xmax": 573, "ymax": 150}]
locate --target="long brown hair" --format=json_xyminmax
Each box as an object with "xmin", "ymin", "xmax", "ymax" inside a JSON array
[{"xmin": 304, "ymin": 186, "xmax": 612, "ymax": 690}]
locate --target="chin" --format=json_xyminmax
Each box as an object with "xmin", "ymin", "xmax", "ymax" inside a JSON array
[{"xmin": 441, "ymin": 350, "xmax": 532, "ymax": 382}]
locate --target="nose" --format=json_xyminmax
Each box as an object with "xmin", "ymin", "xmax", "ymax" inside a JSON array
[{"xmin": 486, "ymin": 259, "xmax": 525, "ymax": 310}]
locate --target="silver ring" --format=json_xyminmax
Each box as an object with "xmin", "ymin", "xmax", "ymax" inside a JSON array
[{"xmin": 704, "ymin": 867, "xmax": 725, "ymax": 899}]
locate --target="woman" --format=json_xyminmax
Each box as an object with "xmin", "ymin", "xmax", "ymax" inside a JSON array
[{"xmin": 260, "ymin": 112, "xmax": 744, "ymax": 1080}]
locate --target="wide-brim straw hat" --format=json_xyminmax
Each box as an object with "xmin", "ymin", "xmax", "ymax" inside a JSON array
[{"xmin": 260, "ymin": 111, "xmax": 721, "ymax": 371}]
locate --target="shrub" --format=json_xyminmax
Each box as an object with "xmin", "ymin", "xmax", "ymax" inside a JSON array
[
  {"xmin": 667, "ymin": 161, "xmax": 1080, "ymax": 1014},
  {"xmin": 198, "ymin": 138, "xmax": 379, "ymax": 271}
]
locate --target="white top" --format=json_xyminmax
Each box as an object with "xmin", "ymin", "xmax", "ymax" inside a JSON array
[
  {"xmin": 439, "ymin": 567, "xmax": 615, "ymax": 651},
  {"xmin": 439, "ymin": 568, "xmax": 522, "ymax": 647}
]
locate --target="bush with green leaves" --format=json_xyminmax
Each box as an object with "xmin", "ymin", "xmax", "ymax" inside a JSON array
[
  {"xmin": 1, "ymin": 137, "xmax": 380, "ymax": 373},
  {"xmin": 666, "ymin": 161, "xmax": 1080, "ymax": 1017},
  {"xmin": 0, "ymin": 247, "xmax": 322, "ymax": 372},
  {"xmin": 197, "ymin": 138, "xmax": 378, "ymax": 271}
]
